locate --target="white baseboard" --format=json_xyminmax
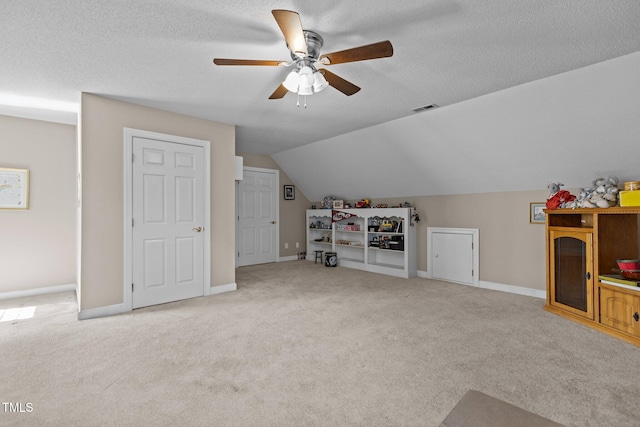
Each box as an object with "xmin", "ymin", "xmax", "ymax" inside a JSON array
[
  {"xmin": 479, "ymin": 280, "xmax": 546, "ymax": 299},
  {"xmin": 416, "ymin": 271, "xmax": 545, "ymax": 299},
  {"xmin": 210, "ymin": 283, "xmax": 237, "ymax": 295},
  {"xmin": 78, "ymin": 303, "xmax": 127, "ymax": 320},
  {"xmin": 78, "ymin": 283, "xmax": 237, "ymax": 320},
  {"xmin": 278, "ymin": 255, "xmax": 299, "ymax": 262},
  {"xmin": 0, "ymin": 283, "xmax": 76, "ymax": 301}
]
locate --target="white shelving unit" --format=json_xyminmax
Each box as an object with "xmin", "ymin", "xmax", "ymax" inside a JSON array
[
  {"xmin": 334, "ymin": 212, "xmax": 366, "ymax": 266},
  {"xmin": 306, "ymin": 209, "xmax": 333, "ymax": 258},
  {"xmin": 306, "ymin": 207, "xmax": 417, "ymax": 278}
]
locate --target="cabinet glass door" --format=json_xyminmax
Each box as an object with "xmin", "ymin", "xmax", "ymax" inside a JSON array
[{"xmin": 549, "ymin": 230, "xmax": 593, "ymax": 319}]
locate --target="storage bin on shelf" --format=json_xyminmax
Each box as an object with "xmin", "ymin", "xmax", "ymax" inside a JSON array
[{"xmin": 620, "ymin": 190, "xmax": 640, "ymax": 207}]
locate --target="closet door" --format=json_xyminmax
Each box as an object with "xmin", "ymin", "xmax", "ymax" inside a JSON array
[{"xmin": 431, "ymin": 230, "xmax": 475, "ymax": 286}]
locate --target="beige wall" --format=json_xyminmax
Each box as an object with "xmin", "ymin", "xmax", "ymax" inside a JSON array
[
  {"xmin": 313, "ymin": 189, "xmax": 550, "ymax": 291},
  {"xmin": 80, "ymin": 93, "xmax": 235, "ymax": 311},
  {"xmin": 0, "ymin": 115, "xmax": 76, "ymax": 292},
  {"xmin": 238, "ymin": 151, "xmax": 310, "ymax": 258},
  {"xmin": 412, "ymin": 191, "xmax": 548, "ymax": 290}
]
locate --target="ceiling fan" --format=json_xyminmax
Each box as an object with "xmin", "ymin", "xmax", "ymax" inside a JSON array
[{"xmin": 213, "ymin": 9, "xmax": 393, "ymax": 104}]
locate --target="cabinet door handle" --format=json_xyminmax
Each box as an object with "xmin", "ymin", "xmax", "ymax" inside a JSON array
[
  {"xmin": 633, "ymin": 312, "xmax": 639, "ymax": 322},
  {"xmin": 585, "ymin": 272, "xmax": 591, "ymax": 280}
]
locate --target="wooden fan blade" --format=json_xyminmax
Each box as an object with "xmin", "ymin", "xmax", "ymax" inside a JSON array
[
  {"xmin": 213, "ymin": 58, "xmax": 284, "ymax": 66},
  {"xmin": 269, "ymin": 84, "xmax": 288, "ymax": 99},
  {"xmin": 272, "ymin": 9, "xmax": 308, "ymax": 57},
  {"xmin": 321, "ymin": 69, "xmax": 361, "ymax": 96},
  {"xmin": 320, "ymin": 40, "xmax": 393, "ymax": 65}
]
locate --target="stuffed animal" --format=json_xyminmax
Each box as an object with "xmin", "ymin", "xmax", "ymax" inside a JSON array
[
  {"xmin": 588, "ymin": 176, "xmax": 619, "ymax": 208},
  {"xmin": 563, "ymin": 177, "xmax": 620, "ymax": 209},
  {"xmin": 605, "ymin": 186, "xmax": 619, "ymax": 202},
  {"xmin": 576, "ymin": 187, "xmax": 596, "ymax": 208},
  {"xmin": 546, "ymin": 182, "xmax": 576, "ymax": 209}
]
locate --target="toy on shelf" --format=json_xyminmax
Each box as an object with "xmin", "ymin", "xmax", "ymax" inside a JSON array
[
  {"xmin": 355, "ymin": 199, "xmax": 370, "ymax": 208},
  {"xmin": 322, "ymin": 196, "xmax": 335, "ymax": 209},
  {"xmin": 564, "ymin": 176, "xmax": 620, "ymax": 209},
  {"xmin": 546, "ymin": 182, "xmax": 576, "ymax": 210}
]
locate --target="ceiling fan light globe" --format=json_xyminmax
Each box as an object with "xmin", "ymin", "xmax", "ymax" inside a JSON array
[
  {"xmin": 312, "ymin": 72, "xmax": 329, "ymax": 92},
  {"xmin": 298, "ymin": 85, "xmax": 313, "ymax": 96},
  {"xmin": 300, "ymin": 75, "xmax": 314, "ymax": 87},
  {"xmin": 283, "ymin": 70, "xmax": 300, "ymax": 93},
  {"xmin": 298, "ymin": 66, "xmax": 314, "ymax": 86}
]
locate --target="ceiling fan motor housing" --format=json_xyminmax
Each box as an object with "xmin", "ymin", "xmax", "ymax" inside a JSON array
[{"xmin": 289, "ymin": 30, "xmax": 324, "ymax": 61}]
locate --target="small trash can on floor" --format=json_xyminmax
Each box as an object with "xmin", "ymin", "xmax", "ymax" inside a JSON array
[{"xmin": 325, "ymin": 252, "xmax": 337, "ymax": 267}]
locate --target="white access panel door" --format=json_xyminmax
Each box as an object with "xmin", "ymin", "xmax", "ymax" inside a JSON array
[
  {"xmin": 429, "ymin": 228, "xmax": 479, "ymax": 286},
  {"xmin": 132, "ymin": 137, "xmax": 205, "ymax": 308},
  {"xmin": 237, "ymin": 169, "xmax": 278, "ymax": 266}
]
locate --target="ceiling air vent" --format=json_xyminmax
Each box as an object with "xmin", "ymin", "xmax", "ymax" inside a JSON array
[{"xmin": 411, "ymin": 104, "xmax": 439, "ymax": 113}]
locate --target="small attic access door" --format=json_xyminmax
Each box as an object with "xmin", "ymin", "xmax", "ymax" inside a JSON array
[{"xmin": 427, "ymin": 227, "xmax": 479, "ymax": 287}]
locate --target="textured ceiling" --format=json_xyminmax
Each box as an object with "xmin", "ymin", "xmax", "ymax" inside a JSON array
[{"xmin": 1, "ymin": 1, "xmax": 639, "ymax": 154}]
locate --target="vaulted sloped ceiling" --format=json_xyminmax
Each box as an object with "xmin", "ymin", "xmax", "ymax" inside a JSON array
[{"xmin": 272, "ymin": 52, "xmax": 640, "ymax": 202}]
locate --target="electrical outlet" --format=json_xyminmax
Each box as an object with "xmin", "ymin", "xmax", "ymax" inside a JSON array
[{"xmin": 284, "ymin": 242, "xmax": 289, "ymax": 249}]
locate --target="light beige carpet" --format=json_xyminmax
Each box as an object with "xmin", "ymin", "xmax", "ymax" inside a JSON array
[{"xmin": 1, "ymin": 261, "xmax": 639, "ymax": 426}]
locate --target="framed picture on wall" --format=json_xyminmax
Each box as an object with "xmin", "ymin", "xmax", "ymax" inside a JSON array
[
  {"xmin": 530, "ymin": 202, "xmax": 546, "ymax": 224},
  {"xmin": 284, "ymin": 185, "xmax": 295, "ymax": 200},
  {"xmin": 332, "ymin": 200, "xmax": 344, "ymax": 209},
  {"xmin": 0, "ymin": 167, "xmax": 29, "ymax": 210}
]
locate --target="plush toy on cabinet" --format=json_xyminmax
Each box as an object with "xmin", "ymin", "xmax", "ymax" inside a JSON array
[
  {"xmin": 592, "ymin": 176, "xmax": 619, "ymax": 207},
  {"xmin": 558, "ymin": 176, "xmax": 620, "ymax": 209},
  {"xmin": 546, "ymin": 182, "xmax": 576, "ymax": 210}
]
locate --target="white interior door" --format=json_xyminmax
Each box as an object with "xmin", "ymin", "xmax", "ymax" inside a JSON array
[
  {"xmin": 132, "ymin": 137, "xmax": 205, "ymax": 308},
  {"xmin": 429, "ymin": 228, "xmax": 479, "ymax": 286},
  {"xmin": 237, "ymin": 168, "xmax": 278, "ymax": 266}
]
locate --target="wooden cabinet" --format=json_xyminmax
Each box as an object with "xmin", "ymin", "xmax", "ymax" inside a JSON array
[
  {"xmin": 306, "ymin": 208, "xmax": 417, "ymax": 278},
  {"xmin": 545, "ymin": 207, "xmax": 640, "ymax": 346},
  {"xmin": 599, "ymin": 284, "xmax": 640, "ymax": 337}
]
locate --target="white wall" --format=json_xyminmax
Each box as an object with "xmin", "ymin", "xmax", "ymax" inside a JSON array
[{"xmin": 273, "ymin": 51, "xmax": 640, "ymax": 202}]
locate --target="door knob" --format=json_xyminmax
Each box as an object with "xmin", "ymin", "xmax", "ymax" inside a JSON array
[
  {"xmin": 192, "ymin": 227, "xmax": 202, "ymax": 232},
  {"xmin": 271, "ymin": 221, "xmax": 276, "ymax": 224}
]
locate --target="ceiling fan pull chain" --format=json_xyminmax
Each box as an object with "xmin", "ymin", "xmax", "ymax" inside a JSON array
[
  {"xmin": 296, "ymin": 93, "xmax": 300, "ymax": 108},
  {"xmin": 304, "ymin": 95, "xmax": 307, "ymax": 109}
]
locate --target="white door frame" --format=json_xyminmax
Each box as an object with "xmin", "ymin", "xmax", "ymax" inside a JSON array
[
  {"xmin": 235, "ymin": 166, "xmax": 279, "ymax": 267},
  {"xmin": 123, "ymin": 128, "xmax": 211, "ymax": 312}
]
